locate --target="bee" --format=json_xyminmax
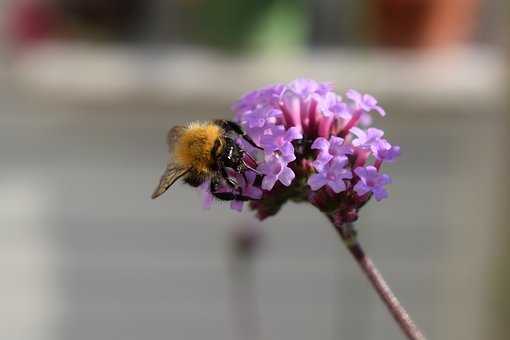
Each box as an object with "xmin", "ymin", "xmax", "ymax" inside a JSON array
[{"xmin": 151, "ymin": 119, "xmax": 262, "ymax": 201}]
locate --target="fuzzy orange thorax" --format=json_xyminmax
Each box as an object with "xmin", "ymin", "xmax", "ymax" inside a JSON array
[{"xmin": 174, "ymin": 122, "xmax": 222, "ymax": 173}]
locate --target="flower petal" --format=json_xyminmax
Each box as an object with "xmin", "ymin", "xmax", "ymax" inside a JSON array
[
  {"xmin": 346, "ymin": 89, "xmax": 362, "ymax": 102},
  {"xmin": 328, "ymin": 179, "xmax": 347, "ymax": 193},
  {"xmin": 244, "ymin": 170, "xmax": 257, "ymax": 184},
  {"xmin": 245, "ymin": 186, "xmax": 263, "ymax": 199},
  {"xmin": 285, "ymin": 126, "xmax": 303, "ymax": 141},
  {"xmin": 353, "ymin": 182, "xmax": 370, "ymax": 196},
  {"xmin": 311, "ymin": 137, "xmax": 329, "ymax": 151},
  {"xmin": 330, "ymin": 156, "xmax": 349, "ymax": 170},
  {"xmin": 308, "ymin": 173, "xmax": 327, "ymax": 191},
  {"xmin": 350, "ymin": 127, "xmax": 366, "ymax": 146},
  {"xmin": 362, "ymin": 94, "xmax": 377, "ymax": 107},
  {"xmin": 367, "ymin": 128, "xmax": 384, "ymax": 141},
  {"xmin": 262, "ymin": 175, "xmax": 278, "ymax": 191},
  {"xmin": 374, "ymin": 105, "xmax": 386, "ymax": 117},
  {"xmin": 354, "ymin": 166, "xmax": 367, "ymax": 178},
  {"xmin": 278, "ymin": 167, "xmax": 295, "ymax": 186},
  {"xmin": 365, "ymin": 166, "xmax": 379, "ymax": 178},
  {"xmin": 230, "ymin": 200, "xmax": 244, "ymax": 212},
  {"xmin": 280, "ymin": 142, "xmax": 295, "ymax": 158},
  {"xmin": 260, "ymin": 134, "xmax": 279, "ymax": 151},
  {"xmin": 312, "ymin": 152, "xmax": 333, "ymax": 171},
  {"xmin": 339, "ymin": 168, "xmax": 353, "ymax": 180},
  {"xmin": 373, "ymin": 187, "xmax": 388, "ymax": 201},
  {"xmin": 380, "ymin": 173, "xmax": 392, "ymax": 185}
]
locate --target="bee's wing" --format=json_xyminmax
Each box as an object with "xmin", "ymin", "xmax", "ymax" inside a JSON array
[
  {"xmin": 151, "ymin": 125, "xmax": 188, "ymax": 199},
  {"xmin": 167, "ymin": 126, "xmax": 186, "ymax": 153},
  {"xmin": 151, "ymin": 164, "xmax": 189, "ymax": 199}
]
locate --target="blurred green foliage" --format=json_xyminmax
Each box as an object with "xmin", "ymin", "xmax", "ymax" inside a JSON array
[{"xmin": 186, "ymin": 0, "xmax": 308, "ymax": 52}]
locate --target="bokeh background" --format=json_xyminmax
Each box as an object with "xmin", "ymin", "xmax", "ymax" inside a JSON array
[{"xmin": 0, "ymin": 1, "xmax": 508, "ymax": 339}]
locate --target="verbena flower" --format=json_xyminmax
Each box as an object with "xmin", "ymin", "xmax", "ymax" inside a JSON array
[
  {"xmin": 346, "ymin": 89, "xmax": 386, "ymax": 117},
  {"xmin": 205, "ymin": 78, "xmax": 400, "ymax": 224},
  {"xmin": 311, "ymin": 136, "xmax": 353, "ymax": 171},
  {"xmin": 353, "ymin": 166, "xmax": 392, "ymax": 201},
  {"xmin": 350, "ymin": 127, "xmax": 384, "ymax": 149},
  {"xmin": 260, "ymin": 126, "xmax": 302, "ymax": 162},
  {"xmin": 308, "ymin": 157, "xmax": 353, "ymax": 193},
  {"xmin": 257, "ymin": 154, "xmax": 295, "ymax": 190},
  {"xmin": 372, "ymin": 139, "xmax": 401, "ymax": 163}
]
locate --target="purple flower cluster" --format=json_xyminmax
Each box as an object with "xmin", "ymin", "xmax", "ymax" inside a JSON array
[{"xmin": 205, "ymin": 78, "xmax": 400, "ymax": 221}]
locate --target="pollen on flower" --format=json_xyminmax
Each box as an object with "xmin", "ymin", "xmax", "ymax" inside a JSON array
[{"xmin": 191, "ymin": 78, "xmax": 401, "ymax": 223}]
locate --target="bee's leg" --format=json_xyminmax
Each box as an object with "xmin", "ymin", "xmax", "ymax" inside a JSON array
[
  {"xmin": 210, "ymin": 177, "xmax": 251, "ymax": 202},
  {"xmin": 241, "ymin": 159, "xmax": 260, "ymax": 174},
  {"xmin": 210, "ymin": 176, "xmax": 221, "ymax": 193},
  {"xmin": 212, "ymin": 191, "xmax": 251, "ymax": 202},
  {"xmin": 233, "ymin": 194, "xmax": 251, "ymax": 201},
  {"xmin": 239, "ymin": 148, "xmax": 261, "ymax": 174},
  {"xmin": 214, "ymin": 119, "xmax": 263, "ymax": 150},
  {"xmin": 210, "ymin": 178, "xmax": 239, "ymax": 200},
  {"xmin": 219, "ymin": 163, "xmax": 240, "ymax": 190},
  {"xmin": 212, "ymin": 191, "xmax": 236, "ymax": 201},
  {"xmin": 210, "ymin": 177, "xmax": 234, "ymax": 201}
]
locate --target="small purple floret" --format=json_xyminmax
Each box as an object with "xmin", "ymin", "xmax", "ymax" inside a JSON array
[
  {"xmin": 346, "ymin": 89, "xmax": 386, "ymax": 117},
  {"xmin": 308, "ymin": 158, "xmax": 353, "ymax": 193},
  {"xmin": 354, "ymin": 166, "xmax": 392, "ymax": 201},
  {"xmin": 260, "ymin": 126, "xmax": 302, "ymax": 162},
  {"xmin": 258, "ymin": 155, "xmax": 295, "ymax": 190},
  {"xmin": 311, "ymin": 136, "xmax": 353, "ymax": 171},
  {"xmin": 350, "ymin": 127, "xmax": 384, "ymax": 149},
  {"xmin": 372, "ymin": 139, "xmax": 401, "ymax": 162}
]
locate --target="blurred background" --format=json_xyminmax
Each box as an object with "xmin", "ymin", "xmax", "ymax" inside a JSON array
[{"xmin": 0, "ymin": 0, "xmax": 508, "ymax": 339}]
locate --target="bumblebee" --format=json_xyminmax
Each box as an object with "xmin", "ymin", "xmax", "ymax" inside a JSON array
[{"xmin": 151, "ymin": 119, "xmax": 261, "ymax": 201}]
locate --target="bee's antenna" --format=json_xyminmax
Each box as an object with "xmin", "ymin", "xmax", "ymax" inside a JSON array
[{"xmin": 243, "ymin": 135, "xmax": 264, "ymax": 150}]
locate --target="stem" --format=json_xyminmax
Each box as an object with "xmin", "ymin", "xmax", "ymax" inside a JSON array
[
  {"xmin": 228, "ymin": 225, "xmax": 263, "ymax": 340},
  {"xmin": 330, "ymin": 219, "xmax": 426, "ymax": 340},
  {"xmin": 229, "ymin": 255, "xmax": 259, "ymax": 340}
]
